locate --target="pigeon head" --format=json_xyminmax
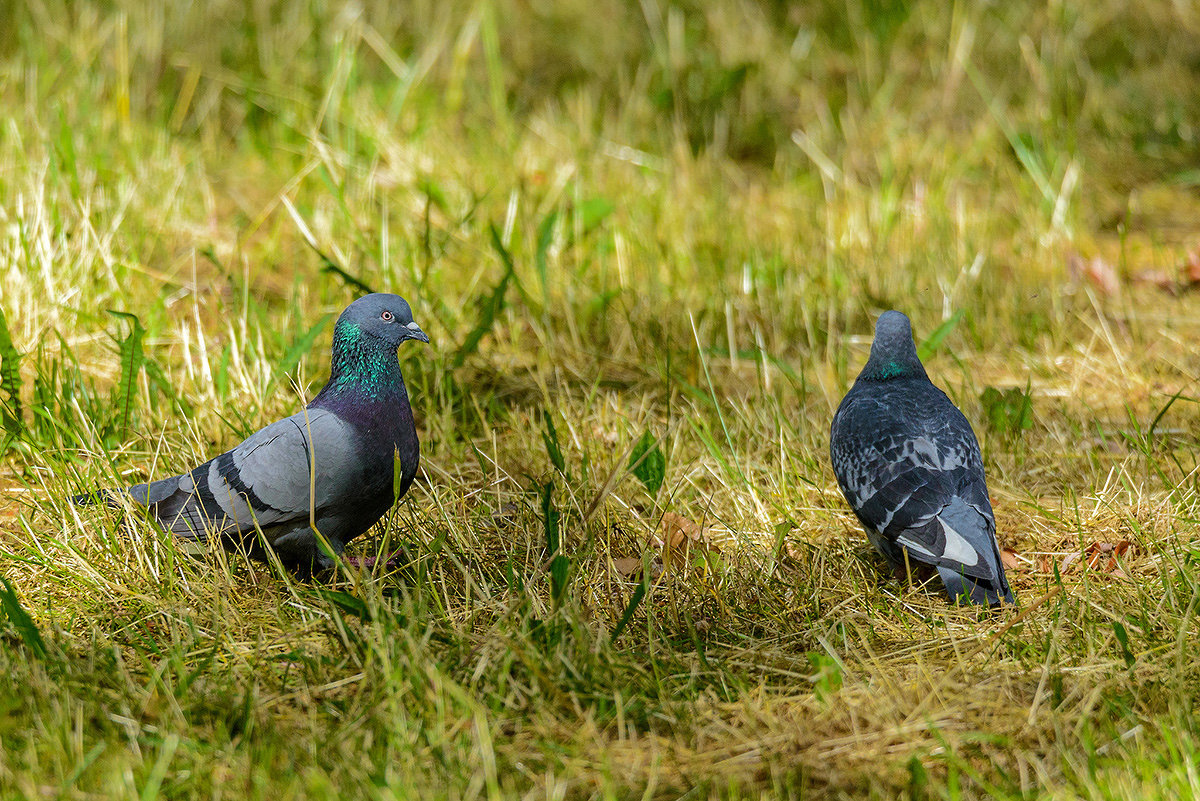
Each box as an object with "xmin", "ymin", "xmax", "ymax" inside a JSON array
[
  {"xmin": 317, "ymin": 293, "xmax": 428, "ymax": 404},
  {"xmin": 335, "ymin": 294, "xmax": 429, "ymax": 348},
  {"xmin": 858, "ymin": 310, "xmax": 928, "ymax": 382}
]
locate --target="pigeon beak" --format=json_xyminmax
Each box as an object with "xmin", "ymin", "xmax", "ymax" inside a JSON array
[{"xmin": 405, "ymin": 321, "xmax": 430, "ymax": 344}]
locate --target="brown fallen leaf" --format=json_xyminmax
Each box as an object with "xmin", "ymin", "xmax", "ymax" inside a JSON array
[
  {"xmin": 1133, "ymin": 246, "xmax": 1200, "ymax": 294},
  {"xmin": 1086, "ymin": 256, "xmax": 1120, "ymax": 296},
  {"xmin": 1133, "ymin": 269, "xmax": 1178, "ymax": 294},
  {"xmin": 611, "ymin": 557, "xmax": 644, "ymax": 577},
  {"xmin": 656, "ymin": 511, "xmax": 719, "ymax": 568},
  {"xmin": 1085, "ymin": 541, "xmax": 1115, "ymax": 570},
  {"xmin": 1083, "ymin": 540, "xmax": 1133, "ymax": 575},
  {"xmin": 1060, "ymin": 551, "xmax": 1081, "ymax": 573},
  {"xmin": 1108, "ymin": 540, "xmax": 1133, "ymax": 574},
  {"xmin": 490, "ymin": 502, "xmax": 521, "ymax": 529},
  {"xmin": 1186, "ymin": 246, "xmax": 1200, "ymax": 285},
  {"xmin": 1069, "ymin": 252, "xmax": 1120, "ymax": 296},
  {"xmin": 1000, "ymin": 548, "xmax": 1020, "ymax": 571}
]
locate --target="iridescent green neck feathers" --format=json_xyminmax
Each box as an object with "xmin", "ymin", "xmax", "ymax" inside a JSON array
[
  {"xmin": 860, "ymin": 311, "xmax": 928, "ymax": 383},
  {"xmin": 863, "ymin": 359, "xmax": 917, "ymax": 381},
  {"xmin": 320, "ymin": 321, "xmax": 402, "ymax": 400}
]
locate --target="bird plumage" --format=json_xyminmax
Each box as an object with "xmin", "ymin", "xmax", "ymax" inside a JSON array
[
  {"xmin": 74, "ymin": 293, "xmax": 429, "ymax": 576},
  {"xmin": 830, "ymin": 311, "xmax": 1014, "ymax": 606}
]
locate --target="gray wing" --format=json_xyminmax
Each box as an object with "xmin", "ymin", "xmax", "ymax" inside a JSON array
[{"xmin": 130, "ymin": 408, "xmax": 362, "ymax": 540}]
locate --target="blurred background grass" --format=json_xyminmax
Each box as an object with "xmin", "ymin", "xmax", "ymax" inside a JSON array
[{"xmin": 2, "ymin": 0, "xmax": 1200, "ymax": 798}]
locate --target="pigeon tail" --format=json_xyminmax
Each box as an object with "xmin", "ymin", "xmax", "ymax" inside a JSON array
[
  {"xmin": 73, "ymin": 474, "xmax": 214, "ymax": 543},
  {"xmin": 933, "ymin": 494, "xmax": 1012, "ymax": 606},
  {"xmin": 132, "ymin": 474, "xmax": 215, "ymax": 542},
  {"xmin": 935, "ymin": 497, "xmax": 996, "ymax": 565},
  {"xmin": 938, "ymin": 565, "xmax": 1014, "ymax": 607},
  {"xmin": 71, "ymin": 489, "xmax": 125, "ymax": 508}
]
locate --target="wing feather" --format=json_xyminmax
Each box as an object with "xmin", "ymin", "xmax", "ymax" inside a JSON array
[{"xmin": 142, "ymin": 408, "xmax": 361, "ymax": 540}]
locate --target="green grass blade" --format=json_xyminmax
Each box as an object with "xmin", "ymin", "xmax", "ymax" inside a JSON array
[
  {"xmin": 138, "ymin": 733, "xmax": 180, "ymax": 801},
  {"xmin": 542, "ymin": 409, "xmax": 566, "ymax": 474},
  {"xmin": 610, "ymin": 577, "xmax": 647, "ymax": 643},
  {"xmin": 916, "ymin": 310, "xmax": 964, "ymax": 362},
  {"xmin": 1112, "ymin": 620, "xmax": 1135, "ymax": 669},
  {"xmin": 312, "ymin": 588, "xmax": 372, "ymax": 621},
  {"xmin": 0, "ymin": 306, "xmax": 22, "ymax": 434},
  {"xmin": 269, "ymin": 311, "xmax": 334, "ymax": 393},
  {"xmin": 627, "ymin": 429, "xmax": 666, "ymax": 496},
  {"xmin": 0, "ymin": 576, "xmax": 48, "ymax": 659},
  {"xmin": 320, "ymin": 257, "xmax": 377, "ymax": 295},
  {"xmin": 535, "ymin": 211, "xmax": 557, "ymax": 309},
  {"xmin": 106, "ymin": 310, "xmax": 146, "ymax": 439},
  {"xmin": 453, "ymin": 224, "xmax": 516, "ymax": 367},
  {"xmin": 541, "ymin": 481, "xmax": 567, "ymax": 607}
]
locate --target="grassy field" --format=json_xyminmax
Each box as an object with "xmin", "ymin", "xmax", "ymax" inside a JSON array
[{"xmin": 3, "ymin": 0, "xmax": 1200, "ymax": 797}]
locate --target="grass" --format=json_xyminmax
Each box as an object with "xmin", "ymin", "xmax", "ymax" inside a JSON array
[{"xmin": 2, "ymin": 0, "xmax": 1200, "ymax": 797}]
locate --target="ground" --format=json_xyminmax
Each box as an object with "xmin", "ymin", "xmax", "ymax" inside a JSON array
[{"xmin": 2, "ymin": 1, "xmax": 1200, "ymax": 798}]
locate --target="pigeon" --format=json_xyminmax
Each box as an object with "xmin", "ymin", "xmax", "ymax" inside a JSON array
[
  {"xmin": 74, "ymin": 293, "xmax": 429, "ymax": 576},
  {"xmin": 829, "ymin": 311, "xmax": 1014, "ymax": 606}
]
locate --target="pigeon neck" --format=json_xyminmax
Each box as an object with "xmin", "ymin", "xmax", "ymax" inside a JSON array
[
  {"xmin": 312, "ymin": 321, "xmax": 405, "ymax": 406},
  {"xmin": 859, "ymin": 344, "xmax": 927, "ymax": 383}
]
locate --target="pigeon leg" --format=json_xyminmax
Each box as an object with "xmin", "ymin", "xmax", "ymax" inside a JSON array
[{"xmin": 341, "ymin": 551, "xmax": 404, "ymax": 571}]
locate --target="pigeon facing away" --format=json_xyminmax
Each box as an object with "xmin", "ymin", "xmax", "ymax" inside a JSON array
[
  {"xmin": 829, "ymin": 311, "xmax": 1014, "ymax": 606},
  {"xmin": 75, "ymin": 294, "xmax": 429, "ymax": 576}
]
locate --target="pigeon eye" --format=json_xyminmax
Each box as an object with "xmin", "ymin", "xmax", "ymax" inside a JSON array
[{"xmin": 380, "ymin": 310, "xmax": 394, "ymax": 322}]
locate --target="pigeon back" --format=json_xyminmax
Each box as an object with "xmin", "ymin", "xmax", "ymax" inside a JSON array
[{"xmin": 830, "ymin": 311, "xmax": 1014, "ymax": 606}]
